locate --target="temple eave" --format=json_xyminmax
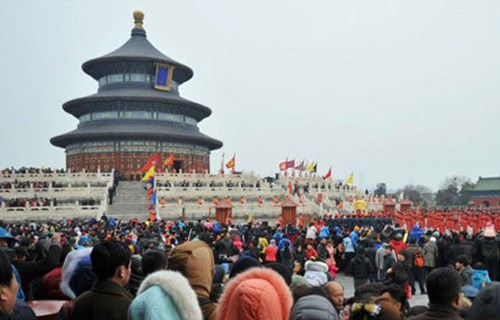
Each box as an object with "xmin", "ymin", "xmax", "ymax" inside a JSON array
[
  {"xmin": 82, "ymin": 56, "xmax": 194, "ymax": 84},
  {"xmin": 50, "ymin": 132, "xmax": 223, "ymax": 150},
  {"xmin": 62, "ymin": 95, "xmax": 212, "ymax": 121}
]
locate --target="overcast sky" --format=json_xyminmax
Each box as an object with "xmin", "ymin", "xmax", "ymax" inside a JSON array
[{"xmin": 1, "ymin": 1, "xmax": 499, "ymax": 191}]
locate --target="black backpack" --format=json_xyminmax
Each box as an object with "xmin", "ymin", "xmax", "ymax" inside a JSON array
[{"xmin": 481, "ymin": 238, "xmax": 499, "ymax": 259}]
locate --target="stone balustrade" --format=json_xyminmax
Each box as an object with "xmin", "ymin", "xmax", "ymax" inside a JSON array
[
  {"xmin": 156, "ymin": 186, "xmax": 284, "ymax": 200},
  {"xmin": 0, "ymin": 185, "xmax": 108, "ymax": 200},
  {"xmin": 0, "ymin": 169, "xmax": 114, "ymax": 185},
  {"xmin": 156, "ymin": 172, "xmax": 266, "ymax": 185},
  {"xmin": 157, "ymin": 202, "xmax": 282, "ymax": 221},
  {"xmin": 0, "ymin": 202, "xmax": 105, "ymax": 222}
]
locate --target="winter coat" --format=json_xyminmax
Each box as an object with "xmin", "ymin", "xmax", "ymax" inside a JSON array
[
  {"xmin": 217, "ymin": 268, "xmax": 293, "ymax": 320},
  {"xmin": 168, "ymin": 241, "xmax": 217, "ymax": 320},
  {"xmin": 319, "ymin": 227, "xmax": 330, "ymax": 239},
  {"xmin": 279, "ymin": 247, "xmax": 294, "ymax": 271},
  {"xmin": 316, "ymin": 243, "xmax": 329, "ymax": 261},
  {"xmin": 258, "ymin": 237, "xmax": 268, "ymax": 254},
  {"xmin": 459, "ymin": 265, "xmax": 474, "ymax": 286},
  {"xmin": 129, "ymin": 270, "xmax": 203, "ymax": 320},
  {"xmin": 350, "ymin": 231, "xmax": 359, "ymax": 248},
  {"xmin": 305, "ymin": 247, "xmax": 319, "ymax": 261},
  {"xmin": 407, "ymin": 303, "xmax": 461, "ymax": 320},
  {"xmin": 71, "ymin": 280, "xmax": 133, "ymax": 320},
  {"xmin": 409, "ymin": 225, "xmax": 424, "ymax": 242},
  {"xmin": 423, "ymin": 241, "xmax": 437, "ymax": 268},
  {"xmin": 466, "ymin": 282, "xmax": 500, "ymax": 320},
  {"xmin": 289, "ymin": 295, "xmax": 339, "ymax": 320},
  {"xmin": 343, "ymin": 237, "xmax": 355, "ymax": 253},
  {"xmin": 306, "ymin": 226, "xmax": 317, "ymax": 240},
  {"xmin": 11, "ymin": 300, "xmax": 37, "ymax": 320},
  {"xmin": 390, "ymin": 239, "xmax": 407, "ymax": 255},
  {"xmin": 40, "ymin": 266, "xmax": 66, "ymax": 300},
  {"xmin": 304, "ymin": 261, "xmax": 329, "ymax": 287},
  {"xmin": 265, "ymin": 244, "xmax": 278, "ymax": 262},
  {"xmin": 477, "ymin": 236, "xmax": 500, "ymax": 260},
  {"xmin": 375, "ymin": 246, "xmax": 386, "ymax": 270},
  {"xmin": 60, "ymin": 248, "xmax": 95, "ymax": 300},
  {"xmin": 383, "ymin": 254, "xmax": 396, "ymax": 273},
  {"xmin": 348, "ymin": 254, "xmax": 372, "ymax": 279},
  {"xmin": 13, "ymin": 243, "xmax": 62, "ymax": 300},
  {"xmin": 278, "ymin": 238, "xmax": 293, "ymax": 250}
]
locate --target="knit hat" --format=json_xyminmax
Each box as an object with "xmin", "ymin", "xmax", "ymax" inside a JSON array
[
  {"xmin": 266, "ymin": 263, "xmax": 292, "ymax": 286},
  {"xmin": 462, "ymin": 285, "xmax": 479, "ymax": 300},
  {"xmin": 229, "ymin": 255, "xmax": 260, "ymax": 279},
  {"xmin": 217, "ymin": 268, "xmax": 293, "ymax": 320}
]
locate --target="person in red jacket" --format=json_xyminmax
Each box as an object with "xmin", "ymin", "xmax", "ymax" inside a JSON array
[
  {"xmin": 265, "ymin": 239, "xmax": 278, "ymax": 263},
  {"xmin": 39, "ymin": 244, "xmax": 73, "ymax": 300},
  {"xmin": 305, "ymin": 243, "xmax": 319, "ymax": 261},
  {"xmin": 389, "ymin": 233, "xmax": 407, "ymax": 255}
]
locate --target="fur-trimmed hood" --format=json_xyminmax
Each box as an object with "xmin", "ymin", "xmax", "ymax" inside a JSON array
[
  {"xmin": 129, "ymin": 270, "xmax": 203, "ymax": 320},
  {"xmin": 217, "ymin": 267, "xmax": 293, "ymax": 320}
]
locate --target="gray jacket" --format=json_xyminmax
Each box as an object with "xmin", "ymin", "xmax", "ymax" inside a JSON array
[
  {"xmin": 375, "ymin": 246, "xmax": 386, "ymax": 270},
  {"xmin": 423, "ymin": 241, "xmax": 437, "ymax": 268}
]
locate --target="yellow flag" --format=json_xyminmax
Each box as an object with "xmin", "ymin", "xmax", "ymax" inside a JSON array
[
  {"xmin": 142, "ymin": 166, "xmax": 155, "ymax": 181},
  {"xmin": 345, "ymin": 173, "xmax": 354, "ymax": 185},
  {"xmin": 306, "ymin": 162, "xmax": 315, "ymax": 172}
]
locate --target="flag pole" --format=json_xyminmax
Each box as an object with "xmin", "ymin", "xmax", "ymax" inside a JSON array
[{"xmin": 154, "ymin": 171, "xmax": 159, "ymax": 220}]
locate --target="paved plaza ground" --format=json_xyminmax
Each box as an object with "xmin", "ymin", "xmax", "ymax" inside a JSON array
[{"xmin": 335, "ymin": 273, "xmax": 429, "ymax": 307}]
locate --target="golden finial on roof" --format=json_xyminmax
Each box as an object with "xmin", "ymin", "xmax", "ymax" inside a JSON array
[{"xmin": 133, "ymin": 10, "xmax": 144, "ymax": 29}]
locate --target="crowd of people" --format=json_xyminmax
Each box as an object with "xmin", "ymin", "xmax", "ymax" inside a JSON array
[
  {"xmin": 0, "ymin": 197, "xmax": 54, "ymax": 208},
  {"xmin": 0, "ymin": 181, "xmax": 55, "ymax": 190},
  {"xmin": 1, "ymin": 168, "xmax": 66, "ymax": 175},
  {"xmin": 0, "ymin": 213, "xmax": 499, "ymax": 319}
]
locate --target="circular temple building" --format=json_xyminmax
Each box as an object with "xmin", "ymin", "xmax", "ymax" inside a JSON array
[{"xmin": 51, "ymin": 11, "xmax": 222, "ymax": 178}]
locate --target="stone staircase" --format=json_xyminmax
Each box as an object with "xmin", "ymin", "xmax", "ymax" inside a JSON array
[{"xmin": 107, "ymin": 181, "xmax": 150, "ymax": 221}]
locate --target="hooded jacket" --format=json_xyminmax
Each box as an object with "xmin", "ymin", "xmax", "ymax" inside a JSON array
[
  {"xmin": 304, "ymin": 261, "xmax": 329, "ymax": 287},
  {"xmin": 409, "ymin": 225, "xmax": 424, "ymax": 242},
  {"xmin": 289, "ymin": 295, "xmax": 339, "ymax": 320},
  {"xmin": 168, "ymin": 241, "xmax": 217, "ymax": 320},
  {"xmin": 471, "ymin": 269, "xmax": 491, "ymax": 289},
  {"xmin": 466, "ymin": 282, "xmax": 500, "ymax": 320},
  {"xmin": 60, "ymin": 247, "xmax": 94, "ymax": 299},
  {"xmin": 129, "ymin": 270, "xmax": 203, "ymax": 320},
  {"xmin": 217, "ymin": 268, "xmax": 293, "ymax": 320}
]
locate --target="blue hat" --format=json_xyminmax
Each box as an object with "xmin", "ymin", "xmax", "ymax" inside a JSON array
[{"xmin": 463, "ymin": 285, "xmax": 479, "ymax": 299}]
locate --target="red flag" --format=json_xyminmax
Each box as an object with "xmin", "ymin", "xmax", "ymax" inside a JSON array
[
  {"xmin": 323, "ymin": 167, "xmax": 332, "ymax": 180},
  {"xmin": 279, "ymin": 158, "xmax": 288, "ymax": 171},
  {"xmin": 139, "ymin": 153, "xmax": 159, "ymax": 172}
]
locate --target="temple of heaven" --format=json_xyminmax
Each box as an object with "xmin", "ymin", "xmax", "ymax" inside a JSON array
[{"xmin": 51, "ymin": 11, "xmax": 223, "ymax": 178}]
